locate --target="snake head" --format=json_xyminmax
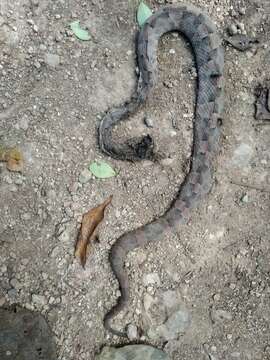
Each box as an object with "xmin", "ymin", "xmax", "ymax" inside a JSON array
[{"xmin": 224, "ymin": 34, "xmax": 259, "ymax": 51}]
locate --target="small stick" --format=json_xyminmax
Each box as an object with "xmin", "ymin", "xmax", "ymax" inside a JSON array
[{"xmin": 230, "ymin": 180, "xmax": 270, "ymax": 193}]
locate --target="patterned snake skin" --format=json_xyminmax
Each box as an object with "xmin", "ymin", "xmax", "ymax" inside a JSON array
[{"xmin": 99, "ymin": 5, "xmax": 224, "ymax": 337}]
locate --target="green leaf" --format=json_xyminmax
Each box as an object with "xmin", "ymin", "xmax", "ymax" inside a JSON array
[
  {"xmin": 89, "ymin": 161, "xmax": 116, "ymax": 179},
  {"xmin": 137, "ymin": 1, "xmax": 152, "ymax": 27},
  {"xmin": 70, "ymin": 20, "xmax": 91, "ymax": 41}
]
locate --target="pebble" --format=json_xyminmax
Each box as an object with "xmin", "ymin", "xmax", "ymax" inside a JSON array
[
  {"xmin": 160, "ymin": 309, "xmax": 191, "ymax": 340},
  {"xmin": 239, "ymin": 7, "xmax": 246, "ymax": 15},
  {"xmin": 231, "ymin": 352, "xmax": 241, "ymax": 358},
  {"xmin": 7, "ymin": 288, "xmax": 17, "ymax": 298},
  {"xmin": 144, "ymin": 116, "xmax": 154, "ymax": 128},
  {"xmin": 1, "ymin": 265, "xmax": 7, "ymax": 273},
  {"xmin": 160, "ymin": 158, "xmax": 174, "ymax": 166},
  {"xmin": 241, "ymin": 194, "xmax": 249, "ymax": 203},
  {"xmin": 10, "ymin": 278, "xmax": 22, "ymax": 290},
  {"xmin": 16, "ymin": 116, "xmax": 29, "ymax": 130},
  {"xmin": 79, "ymin": 169, "xmax": 92, "ymax": 184},
  {"xmin": 0, "ymin": 297, "xmax": 6, "ymax": 306},
  {"xmin": 14, "ymin": 176, "xmax": 23, "ymax": 185},
  {"xmin": 97, "ymin": 345, "xmax": 169, "ymax": 360},
  {"xmin": 21, "ymin": 258, "xmax": 29, "ymax": 266},
  {"xmin": 32, "ymin": 294, "xmax": 47, "ymax": 306},
  {"xmin": 39, "ymin": 44, "xmax": 46, "ymax": 51},
  {"xmin": 236, "ymin": 22, "xmax": 245, "ymax": 33},
  {"xmin": 44, "ymin": 53, "xmax": 60, "ymax": 67},
  {"xmin": 34, "ymin": 61, "xmax": 41, "ymax": 69},
  {"xmin": 228, "ymin": 24, "xmax": 238, "ymax": 36},
  {"xmin": 127, "ymin": 324, "xmax": 138, "ymax": 340},
  {"xmin": 143, "ymin": 273, "xmax": 161, "ymax": 286},
  {"xmin": 148, "ymin": 309, "xmax": 191, "ymax": 341}
]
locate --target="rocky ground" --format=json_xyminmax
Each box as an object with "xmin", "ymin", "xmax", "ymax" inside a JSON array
[{"xmin": 0, "ymin": 0, "xmax": 269, "ymax": 359}]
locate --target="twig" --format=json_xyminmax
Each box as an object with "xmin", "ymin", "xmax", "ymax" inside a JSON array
[{"xmin": 230, "ymin": 180, "xmax": 270, "ymax": 193}]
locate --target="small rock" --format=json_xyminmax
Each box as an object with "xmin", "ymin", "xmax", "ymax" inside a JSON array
[
  {"xmin": 169, "ymin": 48, "xmax": 175, "ymax": 54},
  {"xmin": 14, "ymin": 176, "xmax": 23, "ymax": 185},
  {"xmin": 0, "ymin": 297, "xmax": 6, "ymax": 306},
  {"xmin": 7, "ymin": 289, "xmax": 17, "ymax": 298},
  {"xmin": 228, "ymin": 24, "xmax": 238, "ymax": 36},
  {"xmin": 236, "ymin": 22, "xmax": 245, "ymax": 32},
  {"xmin": 148, "ymin": 309, "xmax": 191, "ymax": 341},
  {"xmin": 229, "ymin": 283, "xmax": 236, "ymax": 290},
  {"xmin": 79, "ymin": 169, "xmax": 92, "ymax": 184},
  {"xmin": 39, "ymin": 44, "xmax": 46, "ymax": 51},
  {"xmin": 127, "ymin": 324, "xmax": 138, "ymax": 340},
  {"xmin": 33, "ymin": 24, "xmax": 39, "ymax": 32},
  {"xmin": 211, "ymin": 308, "xmax": 233, "ymax": 323},
  {"xmin": 9, "ymin": 278, "xmax": 21, "ymax": 290},
  {"xmin": 21, "ymin": 258, "xmax": 29, "ymax": 266},
  {"xmin": 144, "ymin": 116, "xmax": 154, "ymax": 128},
  {"xmin": 160, "ymin": 158, "xmax": 174, "ymax": 166},
  {"xmin": 97, "ymin": 345, "xmax": 169, "ymax": 360},
  {"xmin": 239, "ymin": 7, "xmax": 246, "ymax": 15},
  {"xmin": 32, "ymin": 294, "xmax": 47, "ymax": 306},
  {"xmin": 44, "ymin": 53, "xmax": 60, "ymax": 67},
  {"xmin": 1, "ymin": 265, "xmax": 7, "ymax": 273},
  {"xmin": 231, "ymin": 352, "xmax": 241, "ymax": 358},
  {"xmin": 240, "ymin": 193, "xmax": 249, "ymax": 203},
  {"xmin": 16, "ymin": 116, "xmax": 29, "ymax": 130},
  {"xmin": 143, "ymin": 273, "xmax": 161, "ymax": 286},
  {"xmin": 160, "ymin": 309, "xmax": 191, "ymax": 340}
]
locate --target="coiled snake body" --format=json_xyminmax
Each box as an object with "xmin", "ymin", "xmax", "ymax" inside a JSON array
[{"xmin": 99, "ymin": 5, "xmax": 224, "ymax": 337}]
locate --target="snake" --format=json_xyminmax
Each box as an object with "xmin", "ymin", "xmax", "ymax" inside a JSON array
[{"xmin": 98, "ymin": 4, "xmax": 224, "ymax": 337}]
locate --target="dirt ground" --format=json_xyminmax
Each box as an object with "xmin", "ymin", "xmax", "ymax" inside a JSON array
[{"xmin": 0, "ymin": 0, "xmax": 270, "ymax": 359}]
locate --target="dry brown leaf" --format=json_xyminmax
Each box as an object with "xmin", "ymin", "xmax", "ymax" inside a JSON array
[
  {"xmin": 75, "ymin": 195, "xmax": 113, "ymax": 268},
  {"xmin": 0, "ymin": 146, "xmax": 24, "ymax": 172}
]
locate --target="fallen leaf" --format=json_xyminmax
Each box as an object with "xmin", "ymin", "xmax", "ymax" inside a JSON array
[
  {"xmin": 75, "ymin": 195, "xmax": 113, "ymax": 268},
  {"xmin": 70, "ymin": 20, "xmax": 91, "ymax": 41},
  {"xmin": 0, "ymin": 146, "xmax": 24, "ymax": 172},
  {"xmin": 137, "ymin": 1, "xmax": 152, "ymax": 27},
  {"xmin": 89, "ymin": 161, "xmax": 116, "ymax": 179}
]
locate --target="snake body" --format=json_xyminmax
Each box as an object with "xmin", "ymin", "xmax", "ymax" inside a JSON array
[{"xmin": 99, "ymin": 5, "xmax": 224, "ymax": 337}]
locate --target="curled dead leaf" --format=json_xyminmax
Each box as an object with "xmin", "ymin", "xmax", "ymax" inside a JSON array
[
  {"xmin": 0, "ymin": 146, "xmax": 24, "ymax": 172},
  {"xmin": 75, "ymin": 195, "xmax": 113, "ymax": 268}
]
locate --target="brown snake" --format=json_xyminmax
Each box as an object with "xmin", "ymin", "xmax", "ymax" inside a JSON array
[{"xmin": 98, "ymin": 4, "xmax": 224, "ymax": 337}]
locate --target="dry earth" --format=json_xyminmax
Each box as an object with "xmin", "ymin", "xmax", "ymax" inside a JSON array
[{"xmin": 0, "ymin": 0, "xmax": 269, "ymax": 359}]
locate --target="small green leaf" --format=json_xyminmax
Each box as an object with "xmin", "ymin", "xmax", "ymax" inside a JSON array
[
  {"xmin": 70, "ymin": 20, "xmax": 91, "ymax": 41},
  {"xmin": 89, "ymin": 161, "xmax": 116, "ymax": 179},
  {"xmin": 137, "ymin": 1, "xmax": 152, "ymax": 27}
]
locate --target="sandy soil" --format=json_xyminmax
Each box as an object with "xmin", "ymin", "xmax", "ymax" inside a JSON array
[{"xmin": 0, "ymin": 0, "xmax": 269, "ymax": 359}]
